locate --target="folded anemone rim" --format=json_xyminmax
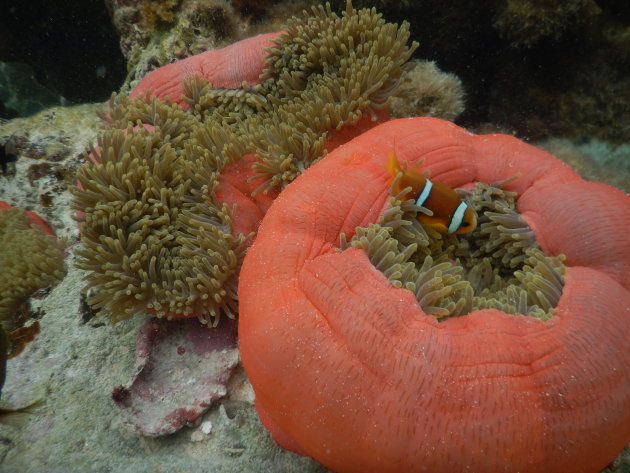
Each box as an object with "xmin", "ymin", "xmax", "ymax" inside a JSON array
[{"xmin": 238, "ymin": 117, "xmax": 630, "ymax": 473}]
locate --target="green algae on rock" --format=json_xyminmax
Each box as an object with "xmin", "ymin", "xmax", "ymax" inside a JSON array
[
  {"xmin": 537, "ymin": 138, "xmax": 630, "ymax": 194},
  {"xmin": 493, "ymin": 0, "xmax": 601, "ymax": 48},
  {"xmin": 106, "ymin": 0, "xmax": 242, "ymax": 94}
]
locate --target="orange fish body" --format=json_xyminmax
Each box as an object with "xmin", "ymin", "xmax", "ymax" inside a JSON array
[{"xmin": 386, "ymin": 151, "xmax": 477, "ymax": 234}]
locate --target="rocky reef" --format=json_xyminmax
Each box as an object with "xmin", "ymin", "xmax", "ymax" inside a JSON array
[{"xmin": 0, "ymin": 1, "xmax": 628, "ymax": 472}]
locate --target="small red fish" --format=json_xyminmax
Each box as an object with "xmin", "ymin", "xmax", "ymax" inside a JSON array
[{"xmin": 386, "ymin": 151, "xmax": 477, "ymax": 234}]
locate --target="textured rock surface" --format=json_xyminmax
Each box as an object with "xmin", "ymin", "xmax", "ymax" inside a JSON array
[{"xmin": 112, "ymin": 317, "xmax": 240, "ymax": 437}]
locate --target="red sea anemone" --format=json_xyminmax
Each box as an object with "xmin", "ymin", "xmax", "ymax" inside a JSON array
[
  {"xmin": 238, "ymin": 117, "xmax": 630, "ymax": 473},
  {"xmin": 129, "ymin": 32, "xmax": 280, "ymax": 108},
  {"xmin": 74, "ymin": 3, "xmax": 417, "ymax": 324},
  {"xmin": 0, "ymin": 201, "xmax": 65, "ymax": 357},
  {"xmin": 0, "ymin": 201, "xmax": 54, "ymax": 236}
]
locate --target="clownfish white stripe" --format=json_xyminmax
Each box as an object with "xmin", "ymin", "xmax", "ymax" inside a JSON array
[
  {"xmin": 415, "ymin": 178, "xmax": 433, "ymax": 207},
  {"xmin": 448, "ymin": 201, "xmax": 469, "ymax": 234}
]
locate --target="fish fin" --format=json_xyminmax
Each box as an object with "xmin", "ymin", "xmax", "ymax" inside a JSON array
[
  {"xmin": 387, "ymin": 152, "xmax": 431, "ymax": 199},
  {"xmin": 417, "ymin": 215, "xmax": 450, "ymax": 234},
  {"xmin": 386, "ymin": 150, "xmax": 401, "ymax": 181}
]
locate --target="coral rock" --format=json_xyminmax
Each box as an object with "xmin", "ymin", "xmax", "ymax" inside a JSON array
[{"xmin": 112, "ymin": 317, "xmax": 239, "ymax": 437}]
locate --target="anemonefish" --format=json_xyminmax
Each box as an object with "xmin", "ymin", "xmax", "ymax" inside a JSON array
[{"xmin": 386, "ymin": 151, "xmax": 477, "ymax": 235}]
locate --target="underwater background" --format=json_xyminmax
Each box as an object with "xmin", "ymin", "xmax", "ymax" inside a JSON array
[{"xmin": 0, "ymin": 0, "xmax": 629, "ymax": 472}]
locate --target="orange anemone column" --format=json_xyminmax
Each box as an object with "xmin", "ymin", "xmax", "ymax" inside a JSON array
[{"xmin": 238, "ymin": 117, "xmax": 630, "ymax": 473}]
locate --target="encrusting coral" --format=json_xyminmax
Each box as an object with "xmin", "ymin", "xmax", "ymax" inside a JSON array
[
  {"xmin": 73, "ymin": 2, "xmax": 430, "ymax": 325},
  {"xmin": 238, "ymin": 117, "xmax": 630, "ymax": 473},
  {"xmin": 0, "ymin": 202, "xmax": 66, "ymax": 357},
  {"xmin": 105, "ymin": 0, "xmax": 245, "ymax": 93}
]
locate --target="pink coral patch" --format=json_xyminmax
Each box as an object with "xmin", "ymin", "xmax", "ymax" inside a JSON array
[{"xmin": 112, "ymin": 317, "xmax": 239, "ymax": 436}]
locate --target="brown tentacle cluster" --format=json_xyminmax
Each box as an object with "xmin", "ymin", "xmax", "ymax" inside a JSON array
[
  {"xmin": 184, "ymin": 1, "xmax": 419, "ymax": 193},
  {"xmin": 73, "ymin": 125, "xmax": 249, "ymax": 325},
  {"xmin": 342, "ymin": 182, "xmax": 565, "ymax": 320},
  {"xmin": 73, "ymin": 2, "xmax": 422, "ymax": 323}
]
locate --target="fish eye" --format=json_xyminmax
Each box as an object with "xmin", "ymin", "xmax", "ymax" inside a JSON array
[{"xmin": 461, "ymin": 222, "xmax": 470, "ymax": 227}]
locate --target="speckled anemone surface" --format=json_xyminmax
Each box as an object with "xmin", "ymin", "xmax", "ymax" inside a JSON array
[
  {"xmin": 238, "ymin": 117, "xmax": 630, "ymax": 473},
  {"xmin": 72, "ymin": 2, "xmax": 418, "ymax": 324}
]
